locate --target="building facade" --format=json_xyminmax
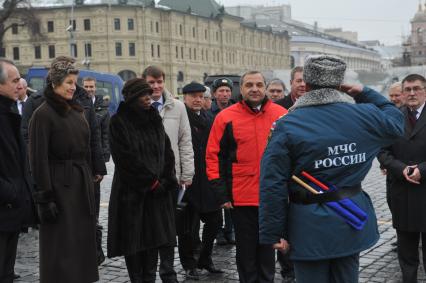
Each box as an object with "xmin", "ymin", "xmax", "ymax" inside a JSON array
[
  {"xmin": 406, "ymin": 2, "xmax": 426, "ymax": 65},
  {"xmin": 3, "ymin": 0, "xmax": 290, "ymax": 94}
]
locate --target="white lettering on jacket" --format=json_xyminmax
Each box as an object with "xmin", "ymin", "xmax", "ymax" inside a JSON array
[{"xmin": 314, "ymin": 143, "xmax": 366, "ymax": 169}]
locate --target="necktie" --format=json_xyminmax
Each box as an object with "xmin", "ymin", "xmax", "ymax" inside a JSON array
[
  {"xmin": 152, "ymin": 101, "xmax": 161, "ymax": 111},
  {"xmin": 409, "ymin": 109, "xmax": 418, "ymax": 127},
  {"xmin": 19, "ymin": 101, "xmax": 24, "ymax": 116}
]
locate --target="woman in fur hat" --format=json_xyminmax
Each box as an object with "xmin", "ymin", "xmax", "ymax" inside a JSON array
[
  {"xmin": 29, "ymin": 56, "xmax": 99, "ymax": 283},
  {"xmin": 107, "ymin": 78, "xmax": 178, "ymax": 283}
]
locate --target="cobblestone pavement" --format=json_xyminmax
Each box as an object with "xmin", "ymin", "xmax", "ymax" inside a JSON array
[{"xmin": 14, "ymin": 160, "xmax": 425, "ymax": 282}]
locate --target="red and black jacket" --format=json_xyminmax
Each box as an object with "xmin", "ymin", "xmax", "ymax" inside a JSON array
[{"xmin": 206, "ymin": 99, "xmax": 287, "ymax": 207}]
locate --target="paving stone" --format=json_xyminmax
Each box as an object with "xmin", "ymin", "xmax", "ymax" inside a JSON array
[{"xmin": 14, "ymin": 160, "xmax": 426, "ymax": 282}]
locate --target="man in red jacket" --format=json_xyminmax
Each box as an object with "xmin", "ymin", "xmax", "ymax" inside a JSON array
[{"xmin": 206, "ymin": 70, "xmax": 287, "ymax": 282}]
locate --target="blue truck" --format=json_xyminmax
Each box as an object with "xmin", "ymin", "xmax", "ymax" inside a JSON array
[{"xmin": 26, "ymin": 67, "xmax": 124, "ymax": 114}]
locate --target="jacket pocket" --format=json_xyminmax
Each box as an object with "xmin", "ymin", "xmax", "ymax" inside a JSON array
[{"xmin": 0, "ymin": 178, "xmax": 18, "ymax": 206}]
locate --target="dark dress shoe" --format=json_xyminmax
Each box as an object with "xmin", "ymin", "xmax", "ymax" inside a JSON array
[
  {"xmin": 13, "ymin": 273, "xmax": 20, "ymax": 279},
  {"xmin": 185, "ymin": 269, "xmax": 200, "ymax": 280},
  {"xmin": 198, "ymin": 263, "xmax": 224, "ymax": 274}
]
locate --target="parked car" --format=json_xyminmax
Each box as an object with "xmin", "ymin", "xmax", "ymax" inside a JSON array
[
  {"xmin": 26, "ymin": 67, "xmax": 124, "ymax": 114},
  {"xmin": 204, "ymin": 74, "xmax": 241, "ymax": 102}
]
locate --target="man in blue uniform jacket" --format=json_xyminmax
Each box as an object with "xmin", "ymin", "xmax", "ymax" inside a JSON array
[{"xmin": 259, "ymin": 55, "xmax": 404, "ymax": 283}]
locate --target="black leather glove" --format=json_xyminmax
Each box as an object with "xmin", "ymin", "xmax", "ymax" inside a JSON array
[{"xmin": 37, "ymin": 202, "xmax": 59, "ymax": 224}]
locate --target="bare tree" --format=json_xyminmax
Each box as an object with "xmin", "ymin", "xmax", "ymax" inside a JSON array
[{"xmin": 0, "ymin": 0, "xmax": 43, "ymax": 50}]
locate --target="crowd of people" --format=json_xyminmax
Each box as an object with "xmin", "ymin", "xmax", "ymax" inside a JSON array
[{"xmin": 0, "ymin": 53, "xmax": 425, "ymax": 283}]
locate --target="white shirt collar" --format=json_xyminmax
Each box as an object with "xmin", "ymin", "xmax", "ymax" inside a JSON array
[
  {"xmin": 413, "ymin": 102, "xmax": 425, "ymax": 119},
  {"xmin": 151, "ymin": 95, "xmax": 164, "ymax": 105},
  {"xmin": 92, "ymin": 96, "xmax": 96, "ymax": 105}
]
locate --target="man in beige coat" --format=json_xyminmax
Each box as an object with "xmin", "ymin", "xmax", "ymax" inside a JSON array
[{"xmin": 143, "ymin": 65, "xmax": 194, "ymax": 283}]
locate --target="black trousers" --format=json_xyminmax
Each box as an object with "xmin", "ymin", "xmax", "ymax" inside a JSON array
[
  {"xmin": 231, "ymin": 206, "xmax": 275, "ymax": 283},
  {"xmin": 178, "ymin": 208, "xmax": 221, "ymax": 270},
  {"xmin": 0, "ymin": 231, "xmax": 19, "ymax": 283},
  {"xmin": 277, "ymin": 250, "xmax": 294, "ymax": 276},
  {"xmin": 125, "ymin": 249, "xmax": 158, "ymax": 283},
  {"xmin": 158, "ymin": 246, "xmax": 177, "ymax": 282},
  {"xmin": 397, "ymin": 230, "xmax": 426, "ymax": 283},
  {"xmin": 94, "ymin": 181, "xmax": 104, "ymax": 260}
]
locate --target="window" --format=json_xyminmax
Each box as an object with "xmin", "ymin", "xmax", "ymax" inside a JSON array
[
  {"xmin": 128, "ymin": 18, "xmax": 134, "ymax": 31},
  {"xmin": 84, "ymin": 43, "xmax": 92, "ymax": 57},
  {"xmin": 12, "ymin": 24, "xmax": 18, "ymax": 35},
  {"xmin": 175, "ymin": 46, "xmax": 178, "ymax": 59},
  {"xmin": 34, "ymin": 45, "xmax": 41, "ymax": 59},
  {"xmin": 71, "ymin": 43, "xmax": 77, "ymax": 57},
  {"xmin": 69, "ymin": 19, "xmax": 76, "ymax": 31},
  {"xmin": 179, "ymin": 24, "xmax": 182, "ymax": 36},
  {"xmin": 181, "ymin": 46, "xmax": 183, "ymax": 59},
  {"xmin": 205, "ymin": 29, "xmax": 207, "ymax": 40},
  {"xmin": 155, "ymin": 22, "xmax": 159, "ymax": 33},
  {"xmin": 48, "ymin": 45, "xmax": 55, "ymax": 58},
  {"xmin": 206, "ymin": 50, "xmax": 208, "ymax": 61},
  {"xmin": 115, "ymin": 42, "xmax": 122, "ymax": 56},
  {"xmin": 32, "ymin": 22, "xmax": 40, "ymax": 34},
  {"xmin": 216, "ymin": 31, "xmax": 219, "ymax": 41},
  {"xmin": 114, "ymin": 18, "xmax": 120, "ymax": 30},
  {"xmin": 13, "ymin": 47, "xmax": 19, "ymax": 60},
  {"xmin": 194, "ymin": 48, "xmax": 196, "ymax": 60},
  {"xmin": 201, "ymin": 49, "xmax": 204, "ymax": 61},
  {"xmin": 193, "ymin": 27, "xmax": 196, "ymax": 37},
  {"xmin": 0, "ymin": 47, "xmax": 5, "ymax": 58},
  {"xmin": 157, "ymin": 45, "xmax": 160, "ymax": 58},
  {"xmin": 129, "ymin": 42, "xmax": 135, "ymax": 56},
  {"xmin": 189, "ymin": 48, "xmax": 191, "ymax": 59},
  {"xmin": 84, "ymin": 19, "xmax": 91, "ymax": 31},
  {"xmin": 151, "ymin": 44, "xmax": 154, "ymax": 57},
  {"xmin": 47, "ymin": 21, "xmax": 54, "ymax": 32}
]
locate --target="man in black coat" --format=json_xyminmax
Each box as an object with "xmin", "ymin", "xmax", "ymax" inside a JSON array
[
  {"xmin": 21, "ymin": 59, "xmax": 106, "ymax": 179},
  {"xmin": 178, "ymin": 82, "xmax": 223, "ymax": 280},
  {"xmin": 0, "ymin": 59, "xmax": 35, "ymax": 283},
  {"xmin": 83, "ymin": 76, "xmax": 111, "ymax": 265},
  {"xmin": 275, "ymin": 66, "xmax": 306, "ymax": 110},
  {"xmin": 378, "ymin": 73, "xmax": 426, "ymax": 283}
]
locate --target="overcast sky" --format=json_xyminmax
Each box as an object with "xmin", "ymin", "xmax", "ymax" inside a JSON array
[{"xmin": 219, "ymin": 0, "xmax": 420, "ymax": 45}]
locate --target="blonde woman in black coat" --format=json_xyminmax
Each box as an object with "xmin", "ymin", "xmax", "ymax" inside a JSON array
[{"xmin": 107, "ymin": 78, "xmax": 178, "ymax": 283}]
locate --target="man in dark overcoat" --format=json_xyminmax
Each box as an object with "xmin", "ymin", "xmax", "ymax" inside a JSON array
[
  {"xmin": 378, "ymin": 73, "xmax": 426, "ymax": 283},
  {"xmin": 178, "ymin": 82, "xmax": 223, "ymax": 280},
  {"xmin": 0, "ymin": 59, "xmax": 35, "ymax": 282}
]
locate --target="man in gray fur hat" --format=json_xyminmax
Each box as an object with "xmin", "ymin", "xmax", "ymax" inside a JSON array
[{"xmin": 259, "ymin": 55, "xmax": 404, "ymax": 283}]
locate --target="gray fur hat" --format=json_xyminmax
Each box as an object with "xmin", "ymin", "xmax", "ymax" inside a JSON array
[{"xmin": 303, "ymin": 55, "xmax": 346, "ymax": 87}]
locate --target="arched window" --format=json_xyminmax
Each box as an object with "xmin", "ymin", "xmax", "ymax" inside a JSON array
[
  {"xmin": 177, "ymin": 71, "xmax": 184, "ymax": 82},
  {"xmin": 118, "ymin": 70, "xmax": 137, "ymax": 81}
]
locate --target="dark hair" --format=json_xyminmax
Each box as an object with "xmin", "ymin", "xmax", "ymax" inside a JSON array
[
  {"xmin": 82, "ymin": 76, "xmax": 96, "ymax": 83},
  {"xmin": 142, "ymin": 65, "xmax": 165, "ymax": 80},
  {"xmin": 290, "ymin": 66, "xmax": 303, "ymax": 81},
  {"xmin": 240, "ymin": 70, "xmax": 265, "ymax": 85},
  {"xmin": 122, "ymin": 78, "xmax": 153, "ymax": 103},
  {"xmin": 402, "ymin": 74, "xmax": 426, "ymax": 87}
]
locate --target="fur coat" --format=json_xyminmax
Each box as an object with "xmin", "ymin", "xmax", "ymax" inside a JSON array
[{"xmin": 107, "ymin": 101, "xmax": 178, "ymax": 257}]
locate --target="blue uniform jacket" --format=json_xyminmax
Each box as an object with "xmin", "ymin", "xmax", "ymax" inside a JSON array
[{"xmin": 259, "ymin": 87, "xmax": 404, "ymax": 260}]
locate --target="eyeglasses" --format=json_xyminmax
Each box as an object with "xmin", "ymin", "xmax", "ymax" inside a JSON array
[{"xmin": 403, "ymin": 86, "xmax": 425, "ymax": 94}]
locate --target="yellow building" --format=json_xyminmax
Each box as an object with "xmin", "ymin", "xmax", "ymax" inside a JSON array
[{"xmin": 4, "ymin": 0, "xmax": 290, "ymax": 94}]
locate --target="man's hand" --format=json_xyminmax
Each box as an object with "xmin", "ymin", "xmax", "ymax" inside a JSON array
[
  {"xmin": 180, "ymin": 180, "xmax": 192, "ymax": 186},
  {"xmin": 403, "ymin": 165, "xmax": 421, "ymax": 184},
  {"xmin": 381, "ymin": 168, "xmax": 387, "ymax": 176},
  {"xmin": 94, "ymin": 175, "xmax": 104, "ymax": 183},
  {"xmin": 339, "ymin": 84, "xmax": 364, "ymax": 97},
  {"xmin": 273, "ymin": 238, "xmax": 290, "ymax": 254},
  {"xmin": 221, "ymin": 202, "xmax": 233, "ymax": 209}
]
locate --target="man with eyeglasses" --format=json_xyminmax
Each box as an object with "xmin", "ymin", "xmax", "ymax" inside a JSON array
[
  {"xmin": 276, "ymin": 66, "xmax": 306, "ymax": 110},
  {"xmin": 378, "ymin": 73, "xmax": 426, "ymax": 283},
  {"xmin": 266, "ymin": 79, "xmax": 286, "ymax": 102}
]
